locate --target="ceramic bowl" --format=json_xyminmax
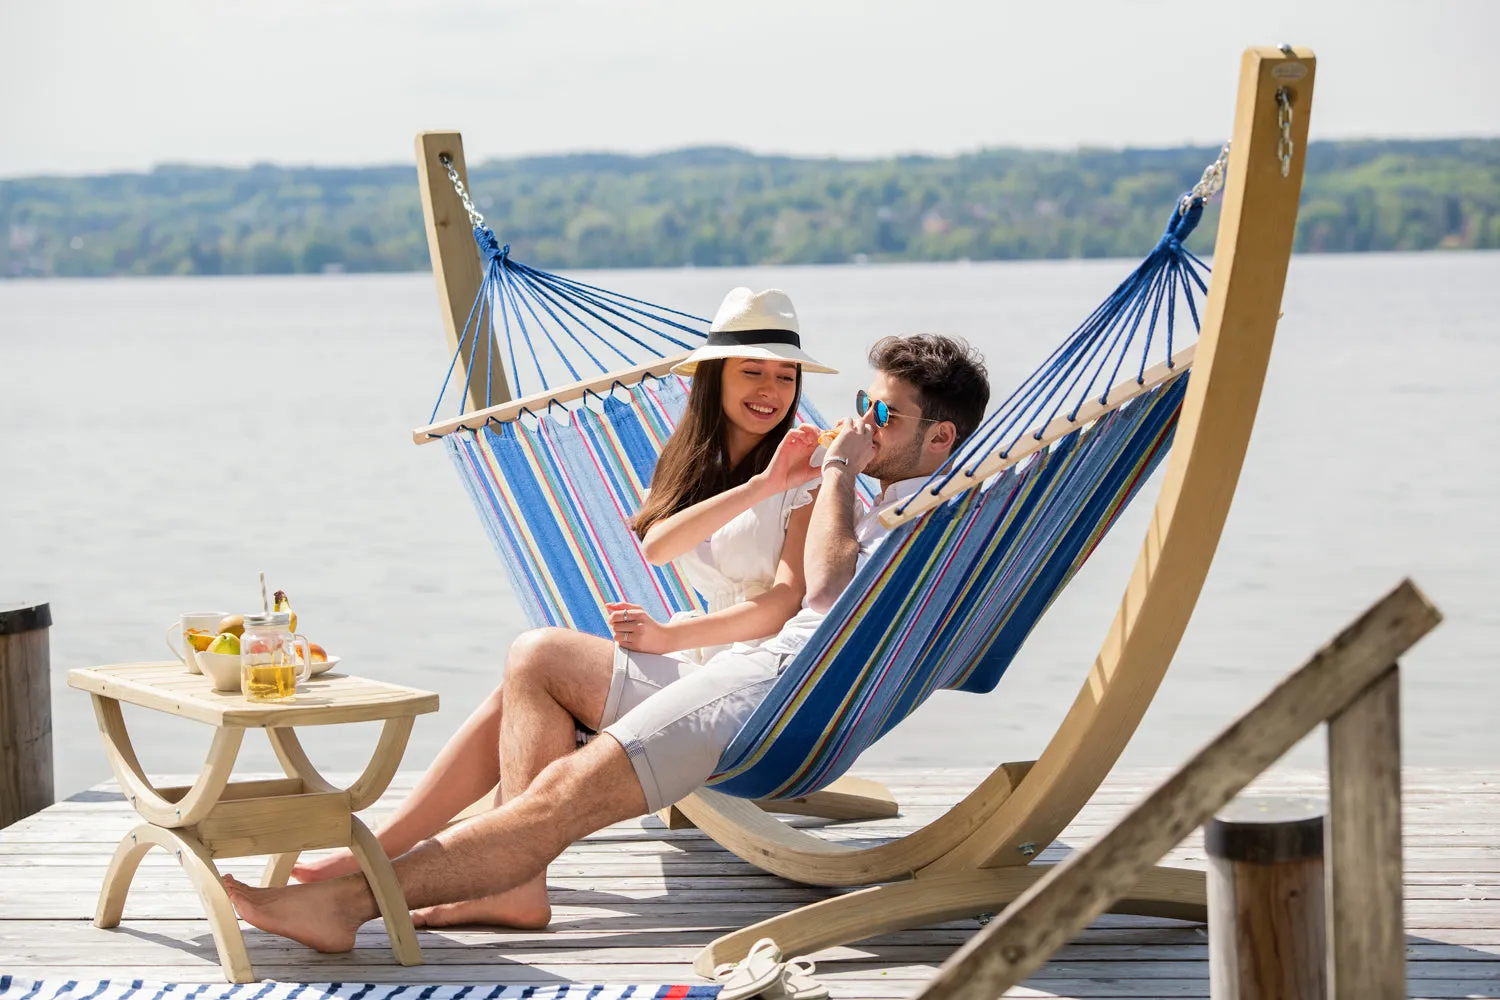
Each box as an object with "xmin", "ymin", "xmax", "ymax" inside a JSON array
[{"xmin": 195, "ymin": 651, "xmax": 243, "ymax": 693}]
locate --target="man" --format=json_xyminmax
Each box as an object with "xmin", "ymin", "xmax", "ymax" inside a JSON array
[{"xmin": 224, "ymin": 334, "xmax": 990, "ymax": 953}]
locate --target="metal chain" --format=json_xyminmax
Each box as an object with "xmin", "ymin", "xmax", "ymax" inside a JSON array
[
  {"xmin": 438, "ymin": 153, "xmax": 486, "ymax": 228},
  {"xmin": 1276, "ymin": 88, "xmax": 1294, "ymax": 178},
  {"xmin": 1180, "ymin": 142, "xmax": 1231, "ymax": 214}
]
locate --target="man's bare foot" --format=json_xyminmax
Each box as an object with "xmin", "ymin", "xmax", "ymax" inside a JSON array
[
  {"xmin": 223, "ymin": 875, "xmax": 365, "ymax": 953},
  {"xmin": 291, "ymin": 849, "xmax": 362, "ymax": 883},
  {"xmin": 411, "ymin": 885, "xmax": 551, "ymax": 930}
]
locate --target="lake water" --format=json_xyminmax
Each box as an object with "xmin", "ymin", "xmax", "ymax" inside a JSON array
[{"xmin": 2, "ymin": 253, "xmax": 1496, "ymax": 799}]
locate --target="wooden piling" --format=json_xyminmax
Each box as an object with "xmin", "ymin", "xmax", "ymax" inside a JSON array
[
  {"xmin": 0, "ymin": 601, "xmax": 54, "ymax": 828},
  {"xmin": 1206, "ymin": 796, "xmax": 1327, "ymax": 1000}
]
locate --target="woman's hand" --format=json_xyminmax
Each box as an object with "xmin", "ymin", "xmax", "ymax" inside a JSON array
[
  {"xmin": 758, "ymin": 424, "xmax": 824, "ymax": 493},
  {"xmin": 605, "ymin": 602, "xmax": 675, "ymax": 655}
]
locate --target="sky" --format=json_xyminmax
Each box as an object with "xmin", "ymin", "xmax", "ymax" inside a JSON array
[{"xmin": 1, "ymin": 0, "xmax": 1497, "ymax": 178}]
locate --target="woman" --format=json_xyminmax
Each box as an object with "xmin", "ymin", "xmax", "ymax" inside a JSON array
[{"xmin": 290, "ymin": 288, "xmax": 834, "ymax": 928}]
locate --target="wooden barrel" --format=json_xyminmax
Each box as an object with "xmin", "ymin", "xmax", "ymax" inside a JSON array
[
  {"xmin": 1206, "ymin": 795, "xmax": 1327, "ymax": 1000},
  {"xmin": 0, "ymin": 601, "xmax": 54, "ymax": 828}
]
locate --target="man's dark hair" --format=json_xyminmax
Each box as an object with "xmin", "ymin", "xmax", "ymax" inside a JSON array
[{"xmin": 868, "ymin": 334, "xmax": 990, "ymax": 448}]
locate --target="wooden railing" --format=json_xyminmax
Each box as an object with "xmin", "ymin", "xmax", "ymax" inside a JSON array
[{"xmin": 914, "ymin": 579, "xmax": 1442, "ymax": 1000}]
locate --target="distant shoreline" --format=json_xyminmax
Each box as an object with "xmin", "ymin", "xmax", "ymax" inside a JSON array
[
  {"xmin": 5, "ymin": 245, "xmax": 1500, "ymax": 284},
  {"xmin": 5, "ymin": 138, "xmax": 1498, "ymax": 279}
]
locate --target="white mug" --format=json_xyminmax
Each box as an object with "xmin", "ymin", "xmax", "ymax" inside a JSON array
[{"xmin": 165, "ymin": 611, "xmax": 229, "ymax": 675}]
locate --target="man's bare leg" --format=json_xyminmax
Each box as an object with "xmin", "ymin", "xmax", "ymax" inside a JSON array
[
  {"xmin": 224, "ymin": 734, "xmax": 648, "ymax": 953},
  {"xmin": 411, "ymin": 627, "xmax": 617, "ymax": 928},
  {"xmin": 293, "ymin": 628, "xmax": 615, "ymax": 888}
]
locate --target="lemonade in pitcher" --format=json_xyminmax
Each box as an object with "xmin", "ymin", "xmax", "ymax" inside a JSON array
[{"xmin": 239, "ymin": 611, "xmax": 312, "ymax": 702}]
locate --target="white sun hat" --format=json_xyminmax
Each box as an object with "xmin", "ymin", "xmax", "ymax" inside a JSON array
[{"xmin": 671, "ymin": 287, "xmax": 838, "ymax": 376}]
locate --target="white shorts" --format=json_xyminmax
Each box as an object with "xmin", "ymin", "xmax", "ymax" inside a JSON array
[{"xmin": 596, "ymin": 643, "xmax": 788, "ymax": 813}]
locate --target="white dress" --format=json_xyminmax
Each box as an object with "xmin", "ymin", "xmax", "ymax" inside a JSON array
[{"xmin": 668, "ymin": 482, "xmax": 816, "ymax": 663}]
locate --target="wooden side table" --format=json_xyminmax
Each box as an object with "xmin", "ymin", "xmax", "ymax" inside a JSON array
[{"xmin": 68, "ymin": 662, "xmax": 439, "ymax": 983}]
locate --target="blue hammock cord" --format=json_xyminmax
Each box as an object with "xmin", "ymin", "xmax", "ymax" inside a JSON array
[
  {"xmin": 904, "ymin": 197, "xmax": 1210, "ymax": 513},
  {"xmin": 428, "ymin": 195, "xmax": 1213, "ymax": 522},
  {"xmin": 430, "ymin": 228, "xmax": 711, "ymax": 422}
]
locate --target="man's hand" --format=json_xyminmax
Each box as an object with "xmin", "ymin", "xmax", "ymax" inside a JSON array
[
  {"xmin": 824, "ymin": 411, "xmax": 877, "ymax": 476},
  {"xmin": 605, "ymin": 602, "xmax": 676, "ymax": 655},
  {"xmin": 759, "ymin": 424, "xmax": 823, "ymax": 493}
]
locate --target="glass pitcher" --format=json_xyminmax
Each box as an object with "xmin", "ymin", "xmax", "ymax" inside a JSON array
[{"xmin": 240, "ymin": 611, "xmax": 312, "ymax": 701}]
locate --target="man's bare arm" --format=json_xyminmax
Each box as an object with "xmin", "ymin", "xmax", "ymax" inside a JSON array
[{"xmin": 803, "ymin": 465, "xmax": 862, "ymax": 613}]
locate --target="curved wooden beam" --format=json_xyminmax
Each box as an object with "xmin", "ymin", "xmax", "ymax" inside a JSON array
[
  {"xmin": 693, "ymin": 865, "xmax": 1206, "ymax": 977},
  {"xmin": 262, "ymin": 851, "xmax": 299, "ymax": 888},
  {"xmin": 350, "ymin": 816, "xmax": 423, "ymax": 966},
  {"xmin": 267, "ymin": 726, "xmax": 338, "ymax": 793},
  {"xmin": 347, "ymin": 716, "xmax": 416, "ymax": 812},
  {"xmin": 677, "ymin": 762, "xmax": 1033, "ymax": 887},
  {"xmin": 91, "ymin": 695, "xmax": 243, "ymax": 828},
  {"xmin": 926, "ymin": 45, "xmax": 1318, "ymax": 876},
  {"xmin": 95, "ymin": 822, "xmax": 254, "ymax": 983},
  {"xmin": 268, "ymin": 719, "xmax": 415, "ymax": 810}
]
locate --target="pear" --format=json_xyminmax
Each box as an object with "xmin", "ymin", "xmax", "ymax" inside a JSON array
[
  {"xmin": 217, "ymin": 614, "xmax": 245, "ymax": 638},
  {"xmin": 273, "ymin": 590, "xmax": 298, "ymax": 632},
  {"xmin": 207, "ymin": 632, "xmax": 240, "ymax": 656}
]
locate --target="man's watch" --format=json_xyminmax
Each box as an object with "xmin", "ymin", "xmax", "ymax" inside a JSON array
[{"xmin": 821, "ymin": 455, "xmax": 851, "ymax": 473}]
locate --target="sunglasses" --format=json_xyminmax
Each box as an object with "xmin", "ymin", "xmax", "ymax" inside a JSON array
[{"xmin": 856, "ymin": 390, "xmax": 942, "ymax": 428}]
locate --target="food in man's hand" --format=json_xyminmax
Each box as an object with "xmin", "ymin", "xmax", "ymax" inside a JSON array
[
  {"xmin": 185, "ymin": 629, "xmax": 216, "ymax": 653},
  {"xmin": 818, "ymin": 429, "xmax": 838, "ymax": 446},
  {"xmin": 272, "ymin": 590, "xmax": 297, "ymax": 632},
  {"xmin": 207, "ymin": 632, "xmax": 240, "ymax": 656},
  {"xmin": 216, "ymin": 614, "xmax": 245, "ymax": 637}
]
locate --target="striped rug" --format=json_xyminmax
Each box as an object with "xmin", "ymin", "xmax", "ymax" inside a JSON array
[{"xmin": 0, "ymin": 980, "xmax": 720, "ymax": 1000}]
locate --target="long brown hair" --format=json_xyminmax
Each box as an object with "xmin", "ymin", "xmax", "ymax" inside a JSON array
[{"xmin": 631, "ymin": 358, "xmax": 802, "ymax": 539}]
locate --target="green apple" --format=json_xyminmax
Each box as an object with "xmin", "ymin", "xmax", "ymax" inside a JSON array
[{"xmin": 207, "ymin": 632, "xmax": 240, "ymax": 656}]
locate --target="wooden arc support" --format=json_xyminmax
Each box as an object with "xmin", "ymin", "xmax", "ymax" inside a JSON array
[
  {"xmin": 91, "ymin": 695, "xmax": 243, "ymax": 828},
  {"xmin": 259, "ymin": 718, "xmax": 416, "ymax": 884},
  {"xmin": 96, "ymin": 823, "xmax": 253, "ymax": 983},
  {"xmin": 692, "ymin": 45, "xmax": 1319, "ymax": 974}
]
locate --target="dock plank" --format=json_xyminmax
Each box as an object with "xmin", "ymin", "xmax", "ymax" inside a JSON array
[{"xmin": 2, "ymin": 768, "xmax": 1497, "ymax": 998}]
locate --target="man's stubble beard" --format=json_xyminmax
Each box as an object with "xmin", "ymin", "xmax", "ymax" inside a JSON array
[{"xmin": 864, "ymin": 434, "xmax": 925, "ymax": 484}]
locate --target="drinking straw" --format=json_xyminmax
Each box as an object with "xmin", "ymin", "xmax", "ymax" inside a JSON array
[{"xmin": 259, "ymin": 571, "xmax": 269, "ymax": 615}]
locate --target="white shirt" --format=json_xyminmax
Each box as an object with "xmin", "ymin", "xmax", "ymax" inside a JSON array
[
  {"xmin": 761, "ymin": 475, "xmax": 928, "ymax": 656},
  {"xmin": 667, "ymin": 482, "xmax": 815, "ymax": 662}
]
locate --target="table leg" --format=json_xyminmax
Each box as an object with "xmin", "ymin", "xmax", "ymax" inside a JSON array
[
  {"xmin": 268, "ymin": 717, "xmax": 416, "ymax": 810},
  {"xmin": 97, "ymin": 822, "xmax": 255, "ymax": 983},
  {"xmin": 349, "ymin": 816, "xmax": 422, "ymax": 966},
  {"xmin": 262, "ymin": 851, "xmax": 300, "ymax": 887}
]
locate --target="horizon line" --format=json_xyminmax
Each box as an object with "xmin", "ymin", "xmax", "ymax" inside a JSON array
[{"xmin": 4, "ymin": 132, "xmax": 1499, "ymax": 184}]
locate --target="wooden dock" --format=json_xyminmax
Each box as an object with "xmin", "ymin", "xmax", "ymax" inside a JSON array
[{"xmin": 1, "ymin": 767, "xmax": 1495, "ymax": 998}]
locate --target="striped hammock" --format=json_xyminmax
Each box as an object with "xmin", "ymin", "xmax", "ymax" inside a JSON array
[{"xmin": 423, "ymin": 192, "xmax": 1215, "ymax": 800}]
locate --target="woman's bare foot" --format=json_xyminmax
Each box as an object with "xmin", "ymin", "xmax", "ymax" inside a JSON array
[
  {"xmin": 223, "ymin": 875, "xmax": 366, "ymax": 953},
  {"xmin": 292, "ymin": 849, "xmax": 363, "ymax": 883},
  {"xmin": 411, "ymin": 882, "xmax": 551, "ymax": 930}
]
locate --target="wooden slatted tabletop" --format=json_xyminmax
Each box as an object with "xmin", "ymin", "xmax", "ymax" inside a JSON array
[{"xmin": 68, "ymin": 662, "xmax": 439, "ymax": 728}]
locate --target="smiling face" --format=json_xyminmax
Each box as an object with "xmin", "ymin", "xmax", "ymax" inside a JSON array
[{"xmin": 720, "ymin": 357, "xmax": 801, "ymax": 442}]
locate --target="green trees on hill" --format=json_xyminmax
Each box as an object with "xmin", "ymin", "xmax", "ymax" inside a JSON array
[{"xmin": 3, "ymin": 139, "xmax": 1497, "ymax": 278}]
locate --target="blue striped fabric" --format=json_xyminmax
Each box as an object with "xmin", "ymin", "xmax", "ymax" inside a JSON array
[
  {"xmin": 0, "ymin": 980, "xmax": 720, "ymax": 1000},
  {"xmin": 708, "ymin": 376, "xmax": 1186, "ymax": 799},
  {"xmin": 443, "ymin": 362, "xmax": 1186, "ymax": 799},
  {"xmin": 446, "ymin": 376, "xmax": 872, "ymax": 639}
]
